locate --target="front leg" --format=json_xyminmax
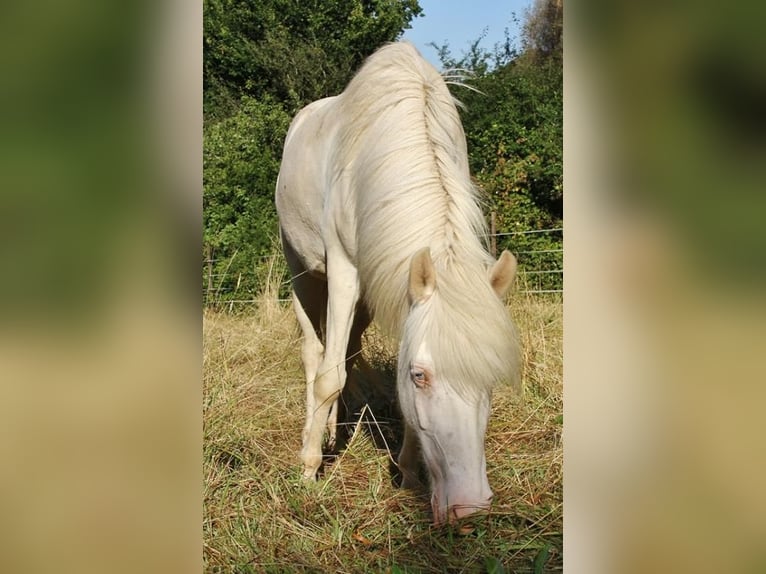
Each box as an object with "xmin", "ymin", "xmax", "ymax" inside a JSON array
[
  {"xmin": 325, "ymin": 303, "xmax": 371, "ymax": 450},
  {"xmin": 326, "ymin": 399, "xmax": 339, "ymax": 450},
  {"xmin": 301, "ymin": 256, "xmax": 359, "ymax": 480}
]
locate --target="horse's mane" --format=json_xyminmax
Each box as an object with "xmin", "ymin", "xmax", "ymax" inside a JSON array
[{"xmin": 333, "ymin": 42, "xmax": 520, "ymax": 395}]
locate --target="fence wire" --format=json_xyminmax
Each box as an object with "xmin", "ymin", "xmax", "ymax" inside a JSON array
[{"xmin": 203, "ymin": 228, "xmax": 562, "ymax": 305}]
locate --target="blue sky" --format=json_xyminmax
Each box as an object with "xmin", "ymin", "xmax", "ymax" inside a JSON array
[{"xmin": 401, "ymin": 0, "xmax": 533, "ymax": 70}]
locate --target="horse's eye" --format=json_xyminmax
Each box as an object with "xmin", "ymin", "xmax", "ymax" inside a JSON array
[{"xmin": 411, "ymin": 369, "xmax": 428, "ymax": 387}]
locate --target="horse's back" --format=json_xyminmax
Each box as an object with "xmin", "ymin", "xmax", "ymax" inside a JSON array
[{"xmin": 276, "ymin": 41, "xmax": 466, "ymax": 286}]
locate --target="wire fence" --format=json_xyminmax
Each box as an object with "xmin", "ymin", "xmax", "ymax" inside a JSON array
[{"xmin": 203, "ymin": 227, "xmax": 562, "ymax": 307}]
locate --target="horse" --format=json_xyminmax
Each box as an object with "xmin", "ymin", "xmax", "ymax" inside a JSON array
[{"xmin": 275, "ymin": 42, "xmax": 520, "ymax": 525}]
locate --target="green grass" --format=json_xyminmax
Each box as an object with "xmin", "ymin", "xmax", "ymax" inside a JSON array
[{"xmin": 203, "ymin": 275, "xmax": 562, "ymax": 573}]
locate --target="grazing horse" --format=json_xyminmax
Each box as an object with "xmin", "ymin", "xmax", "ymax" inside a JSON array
[{"xmin": 275, "ymin": 42, "xmax": 520, "ymax": 525}]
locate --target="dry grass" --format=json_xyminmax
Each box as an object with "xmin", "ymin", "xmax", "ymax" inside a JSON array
[{"xmin": 203, "ymin": 267, "xmax": 562, "ymax": 573}]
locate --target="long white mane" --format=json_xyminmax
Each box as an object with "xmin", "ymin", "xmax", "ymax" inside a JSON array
[{"xmin": 333, "ymin": 43, "xmax": 520, "ymax": 395}]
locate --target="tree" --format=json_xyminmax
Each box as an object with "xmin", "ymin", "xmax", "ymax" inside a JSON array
[
  {"xmin": 203, "ymin": 97, "xmax": 291, "ymax": 300},
  {"xmin": 431, "ymin": 3, "xmax": 563, "ymax": 290},
  {"xmin": 521, "ymin": 0, "xmax": 563, "ymax": 63},
  {"xmin": 204, "ymin": 0, "xmax": 423, "ymax": 121}
]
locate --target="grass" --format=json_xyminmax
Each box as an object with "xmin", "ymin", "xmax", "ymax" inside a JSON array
[{"xmin": 203, "ymin": 263, "xmax": 562, "ymax": 573}]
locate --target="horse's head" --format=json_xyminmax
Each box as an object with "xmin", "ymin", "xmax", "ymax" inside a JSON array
[{"xmin": 397, "ymin": 247, "xmax": 517, "ymax": 525}]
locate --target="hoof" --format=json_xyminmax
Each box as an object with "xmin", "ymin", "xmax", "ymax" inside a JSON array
[{"xmin": 301, "ymin": 450, "xmax": 322, "ymax": 481}]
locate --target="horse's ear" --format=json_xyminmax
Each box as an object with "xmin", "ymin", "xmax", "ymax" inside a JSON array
[
  {"xmin": 409, "ymin": 247, "xmax": 436, "ymax": 304},
  {"xmin": 489, "ymin": 250, "xmax": 517, "ymax": 298}
]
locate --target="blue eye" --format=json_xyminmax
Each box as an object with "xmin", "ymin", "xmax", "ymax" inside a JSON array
[{"xmin": 411, "ymin": 369, "xmax": 427, "ymax": 386}]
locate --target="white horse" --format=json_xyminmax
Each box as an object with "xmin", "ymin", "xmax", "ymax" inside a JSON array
[{"xmin": 276, "ymin": 42, "xmax": 520, "ymax": 525}]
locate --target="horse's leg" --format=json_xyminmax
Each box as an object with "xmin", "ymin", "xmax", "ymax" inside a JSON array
[
  {"xmin": 346, "ymin": 303, "xmax": 371, "ymax": 370},
  {"xmin": 292, "ymin": 281, "xmax": 326, "ymax": 446},
  {"xmin": 326, "ymin": 303, "xmax": 371, "ymax": 447},
  {"xmin": 398, "ymin": 422, "xmax": 423, "ymax": 490},
  {"xmin": 282, "ymin": 234, "xmax": 328, "ymax": 447},
  {"xmin": 301, "ymin": 254, "xmax": 359, "ymax": 480}
]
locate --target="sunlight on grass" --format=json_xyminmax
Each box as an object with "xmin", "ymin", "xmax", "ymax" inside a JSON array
[{"xmin": 203, "ymin": 279, "xmax": 561, "ymax": 572}]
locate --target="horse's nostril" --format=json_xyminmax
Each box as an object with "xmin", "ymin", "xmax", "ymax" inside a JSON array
[{"xmin": 450, "ymin": 501, "xmax": 491, "ymax": 522}]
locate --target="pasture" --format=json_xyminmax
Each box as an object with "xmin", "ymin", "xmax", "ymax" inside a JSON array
[{"xmin": 203, "ymin": 268, "xmax": 562, "ymax": 573}]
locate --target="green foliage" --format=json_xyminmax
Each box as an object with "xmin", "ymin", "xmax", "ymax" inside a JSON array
[
  {"xmin": 203, "ymin": 97, "xmax": 291, "ymax": 301},
  {"xmin": 465, "ymin": 59, "xmax": 562, "ymax": 291},
  {"xmin": 532, "ymin": 542, "xmax": 552, "ymax": 573},
  {"xmin": 485, "ymin": 555, "xmax": 506, "ymax": 574},
  {"xmin": 433, "ymin": 10, "xmax": 563, "ymax": 291},
  {"xmin": 460, "ymin": 60, "xmax": 563, "ymax": 219},
  {"xmin": 204, "ymin": 0, "xmax": 423, "ymax": 121}
]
